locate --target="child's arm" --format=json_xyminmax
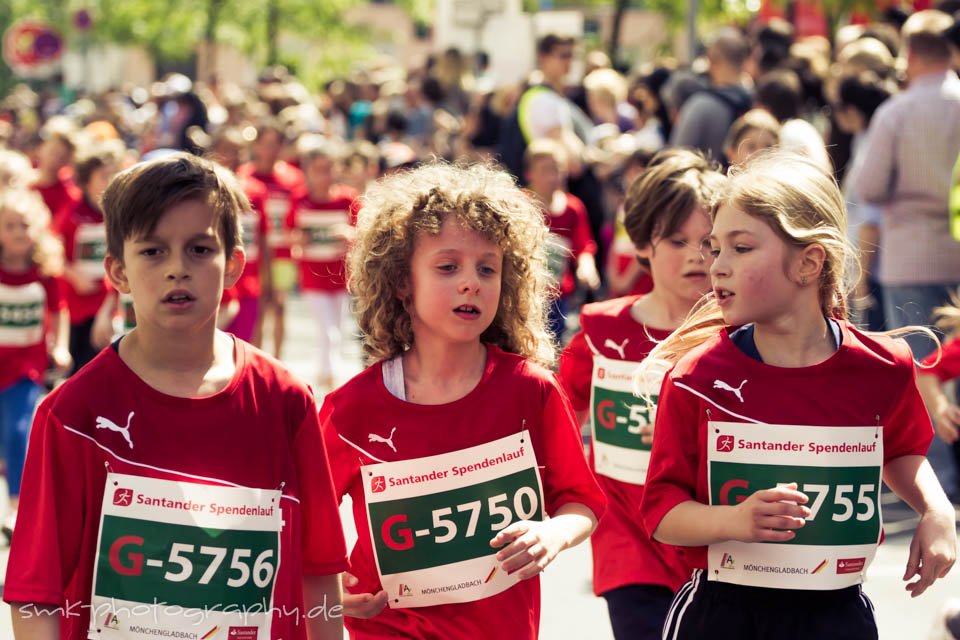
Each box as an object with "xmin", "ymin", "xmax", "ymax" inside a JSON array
[
  {"xmin": 49, "ymin": 307, "xmax": 72, "ymax": 373},
  {"xmin": 575, "ymin": 253, "xmax": 601, "ymax": 291},
  {"xmin": 883, "ymin": 454, "xmax": 957, "ymax": 597},
  {"xmin": 91, "ymin": 291, "xmax": 118, "ymax": 350},
  {"xmin": 11, "ymin": 603, "xmax": 60, "ymax": 640},
  {"xmin": 489, "ymin": 501, "xmax": 597, "ymax": 580},
  {"xmin": 917, "ymin": 372, "xmax": 960, "ymax": 444},
  {"xmin": 303, "ymin": 574, "xmax": 343, "ymax": 640},
  {"xmin": 341, "ymin": 573, "xmax": 388, "ymax": 619},
  {"xmin": 652, "ymin": 483, "xmax": 811, "ymax": 547}
]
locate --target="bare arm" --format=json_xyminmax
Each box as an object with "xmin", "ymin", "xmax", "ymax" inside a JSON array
[
  {"xmin": 11, "ymin": 603, "xmax": 60, "ymax": 640},
  {"xmin": 653, "ymin": 484, "xmax": 810, "ymax": 547},
  {"xmin": 883, "ymin": 455, "xmax": 957, "ymax": 597},
  {"xmin": 303, "ymin": 573, "xmax": 344, "ymax": 640},
  {"xmin": 49, "ymin": 308, "xmax": 72, "ymax": 372},
  {"xmin": 917, "ymin": 373, "xmax": 960, "ymax": 444}
]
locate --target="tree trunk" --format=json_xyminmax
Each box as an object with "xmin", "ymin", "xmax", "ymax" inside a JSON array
[
  {"xmin": 202, "ymin": 0, "xmax": 225, "ymax": 82},
  {"xmin": 266, "ymin": 0, "xmax": 279, "ymax": 66},
  {"xmin": 609, "ymin": 0, "xmax": 630, "ymax": 68}
]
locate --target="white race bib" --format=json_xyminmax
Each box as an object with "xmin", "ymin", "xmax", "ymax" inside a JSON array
[
  {"xmin": 707, "ymin": 422, "xmax": 883, "ymax": 590},
  {"xmin": 589, "ymin": 356, "xmax": 662, "ymax": 484},
  {"xmin": 89, "ymin": 473, "xmax": 282, "ymax": 640},
  {"xmin": 0, "ymin": 281, "xmax": 45, "ymax": 346},
  {"xmin": 296, "ymin": 210, "xmax": 349, "ymax": 261},
  {"xmin": 74, "ymin": 222, "xmax": 107, "ymax": 280},
  {"xmin": 363, "ymin": 431, "xmax": 544, "ymax": 608}
]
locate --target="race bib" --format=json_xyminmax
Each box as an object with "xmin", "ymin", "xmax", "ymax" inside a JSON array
[
  {"xmin": 590, "ymin": 356, "xmax": 663, "ymax": 484},
  {"xmin": 297, "ymin": 210, "xmax": 349, "ymax": 261},
  {"xmin": 0, "ymin": 281, "xmax": 45, "ymax": 347},
  {"xmin": 363, "ymin": 431, "xmax": 544, "ymax": 608},
  {"xmin": 265, "ymin": 195, "xmax": 289, "ymax": 249},
  {"xmin": 707, "ymin": 422, "xmax": 882, "ymax": 590},
  {"xmin": 89, "ymin": 473, "xmax": 282, "ymax": 640},
  {"xmin": 239, "ymin": 211, "xmax": 259, "ymax": 262},
  {"xmin": 75, "ymin": 222, "xmax": 107, "ymax": 280},
  {"xmin": 544, "ymin": 233, "xmax": 572, "ymax": 286}
]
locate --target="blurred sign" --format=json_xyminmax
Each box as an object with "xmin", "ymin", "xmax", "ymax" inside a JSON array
[{"xmin": 3, "ymin": 18, "xmax": 64, "ymax": 78}]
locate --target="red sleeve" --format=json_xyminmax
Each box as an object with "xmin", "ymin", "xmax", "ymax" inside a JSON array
[
  {"xmin": 4, "ymin": 403, "xmax": 93, "ymax": 606},
  {"xmin": 640, "ymin": 375, "xmax": 702, "ymax": 538},
  {"xmin": 540, "ymin": 379, "xmax": 605, "ymax": 521},
  {"xmin": 318, "ymin": 397, "xmax": 362, "ymax": 500},
  {"xmin": 294, "ymin": 399, "xmax": 350, "ymax": 575},
  {"xmin": 54, "ymin": 212, "xmax": 77, "ymax": 262},
  {"xmin": 41, "ymin": 276, "xmax": 62, "ymax": 312},
  {"xmin": 558, "ymin": 330, "xmax": 593, "ymax": 412},
  {"xmin": 883, "ymin": 361, "xmax": 935, "ymax": 460},
  {"xmin": 567, "ymin": 195, "xmax": 597, "ymax": 257},
  {"xmin": 284, "ymin": 196, "xmax": 298, "ymax": 231},
  {"xmin": 921, "ymin": 338, "xmax": 960, "ymax": 383}
]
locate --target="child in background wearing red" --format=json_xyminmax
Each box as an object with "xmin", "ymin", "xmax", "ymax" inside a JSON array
[
  {"xmin": 287, "ymin": 136, "xmax": 358, "ymax": 392},
  {"xmin": 559, "ymin": 149, "xmax": 723, "ymax": 640}
]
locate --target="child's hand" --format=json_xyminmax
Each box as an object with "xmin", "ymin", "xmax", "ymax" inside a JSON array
[
  {"xmin": 904, "ymin": 507, "xmax": 957, "ymax": 598},
  {"xmin": 729, "ymin": 483, "xmax": 810, "ymax": 543},
  {"xmin": 50, "ymin": 346, "xmax": 72, "ymax": 374},
  {"xmin": 640, "ymin": 422, "xmax": 654, "ymax": 446},
  {"xmin": 490, "ymin": 520, "xmax": 568, "ymax": 580},
  {"xmin": 341, "ymin": 572, "xmax": 388, "ymax": 619},
  {"xmin": 932, "ymin": 398, "xmax": 960, "ymax": 444}
]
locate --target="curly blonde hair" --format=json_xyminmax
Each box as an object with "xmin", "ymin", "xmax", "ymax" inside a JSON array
[
  {"xmin": 0, "ymin": 189, "xmax": 64, "ymax": 277},
  {"xmin": 349, "ymin": 162, "xmax": 555, "ymax": 366}
]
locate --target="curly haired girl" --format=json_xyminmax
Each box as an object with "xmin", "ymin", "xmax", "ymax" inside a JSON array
[{"xmin": 319, "ymin": 161, "xmax": 605, "ymax": 638}]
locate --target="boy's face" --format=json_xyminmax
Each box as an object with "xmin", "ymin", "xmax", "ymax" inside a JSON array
[
  {"xmin": 37, "ymin": 138, "xmax": 71, "ymax": 173},
  {"xmin": 637, "ymin": 207, "xmax": 713, "ymax": 308},
  {"xmin": 106, "ymin": 199, "xmax": 244, "ymax": 336},
  {"xmin": 305, "ymin": 156, "xmax": 336, "ymax": 195},
  {"xmin": 86, "ymin": 163, "xmax": 117, "ymax": 206},
  {"xmin": 525, "ymin": 156, "xmax": 564, "ymax": 195}
]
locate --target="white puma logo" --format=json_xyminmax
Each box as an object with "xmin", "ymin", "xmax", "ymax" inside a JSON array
[
  {"xmin": 604, "ymin": 338, "xmax": 629, "ymax": 359},
  {"xmin": 368, "ymin": 427, "xmax": 398, "ymax": 453},
  {"xmin": 96, "ymin": 411, "xmax": 135, "ymax": 449},
  {"xmin": 713, "ymin": 379, "xmax": 747, "ymax": 403}
]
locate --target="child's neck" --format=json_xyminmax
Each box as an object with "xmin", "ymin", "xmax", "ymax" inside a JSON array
[
  {"xmin": 531, "ymin": 187, "xmax": 558, "ymax": 208},
  {"xmin": 308, "ymin": 186, "xmax": 332, "ymax": 202},
  {"xmin": 34, "ymin": 168, "xmax": 60, "ymax": 187},
  {"xmin": 400, "ymin": 340, "xmax": 487, "ymax": 405},
  {"xmin": 119, "ymin": 324, "xmax": 236, "ymax": 398},
  {"xmin": 631, "ymin": 287, "xmax": 697, "ymax": 331},
  {"xmin": 0, "ymin": 251, "xmax": 32, "ymax": 273},
  {"xmin": 752, "ymin": 308, "xmax": 837, "ymax": 368}
]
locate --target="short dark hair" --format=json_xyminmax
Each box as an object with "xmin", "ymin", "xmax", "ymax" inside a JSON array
[
  {"xmin": 623, "ymin": 149, "xmax": 723, "ymax": 268},
  {"xmin": 102, "ymin": 153, "xmax": 245, "ymax": 262},
  {"xmin": 755, "ymin": 69, "xmax": 803, "ymax": 121},
  {"xmin": 537, "ymin": 34, "xmax": 575, "ymax": 57},
  {"xmin": 74, "ymin": 144, "xmax": 120, "ymax": 188},
  {"xmin": 708, "ymin": 27, "xmax": 751, "ymax": 68},
  {"xmin": 836, "ymin": 71, "xmax": 894, "ymax": 124},
  {"xmin": 903, "ymin": 10, "xmax": 954, "ymax": 62}
]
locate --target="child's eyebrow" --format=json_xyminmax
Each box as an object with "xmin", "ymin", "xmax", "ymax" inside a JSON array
[
  {"xmin": 432, "ymin": 248, "xmax": 502, "ymax": 258},
  {"xmin": 709, "ymin": 230, "xmax": 755, "ymax": 241},
  {"xmin": 134, "ymin": 232, "xmax": 220, "ymax": 244}
]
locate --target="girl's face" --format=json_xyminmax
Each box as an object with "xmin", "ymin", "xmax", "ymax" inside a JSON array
[
  {"xmin": 403, "ymin": 217, "xmax": 503, "ymax": 349},
  {"xmin": 637, "ymin": 206, "xmax": 713, "ymax": 308},
  {"xmin": 0, "ymin": 209, "xmax": 35, "ymax": 262},
  {"xmin": 709, "ymin": 203, "xmax": 801, "ymax": 327},
  {"xmin": 305, "ymin": 156, "xmax": 336, "ymax": 195},
  {"xmin": 86, "ymin": 163, "xmax": 117, "ymax": 205},
  {"xmin": 726, "ymin": 128, "xmax": 778, "ymax": 166}
]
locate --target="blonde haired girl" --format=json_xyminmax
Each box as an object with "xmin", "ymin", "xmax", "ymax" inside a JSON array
[
  {"xmin": 320, "ymin": 162, "xmax": 605, "ymax": 638},
  {"xmin": 0, "ymin": 188, "xmax": 70, "ymax": 540},
  {"xmin": 640, "ymin": 151, "xmax": 955, "ymax": 639}
]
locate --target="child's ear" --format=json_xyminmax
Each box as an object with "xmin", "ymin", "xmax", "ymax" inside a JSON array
[
  {"xmin": 224, "ymin": 246, "xmax": 246, "ymax": 289},
  {"xmin": 795, "ymin": 243, "xmax": 826, "ymax": 286},
  {"xmin": 105, "ymin": 254, "xmax": 130, "ymax": 294},
  {"xmin": 635, "ymin": 244, "xmax": 653, "ymax": 263}
]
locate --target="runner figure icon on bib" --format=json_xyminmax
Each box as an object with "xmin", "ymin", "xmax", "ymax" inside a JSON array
[
  {"xmin": 363, "ymin": 431, "xmax": 544, "ymax": 608},
  {"xmin": 707, "ymin": 421, "xmax": 883, "ymax": 590},
  {"xmin": 89, "ymin": 473, "xmax": 283, "ymax": 640}
]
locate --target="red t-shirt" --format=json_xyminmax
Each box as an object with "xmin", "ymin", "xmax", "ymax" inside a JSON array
[
  {"xmin": 543, "ymin": 192, "xmax": 597, "ymax": 298},
  {"xmin": 641, "ymin": 323, "xmax": 934, "ymax": 571},
  {"xmin": 233, "ymin": 178, "xmax": 270, "ymax": 300},
  {"xmin": 3, "ymin": 341, "xmax": 349, "ymax": 640},
  {"xmin": 237, "ymin": 162, "xmax": 305, "ymax": 260},
  {"xmin": 320, "ymin": 345, "xmax": 606, "ymax": 639},
  {"xmin": 53, "ymin": 198, "xmax": 108, "ymax": 323},
  {"xmin": 286, "ymin": 186, "xmax": 358, "ymax": 292},
  {"xmin": 558, "ymin": 295, "xmax": 692, "ymax": 594},
  {"xmin": 920, "ymin": 337, "xmax": 960, "ymax": 382},
  {"xmin": 0, "ymin": 267, "xmax": 63, "ymax": 390},
  {"xmin": 34, "ymin": 178, "xmax": 81, "ymax": 221}
]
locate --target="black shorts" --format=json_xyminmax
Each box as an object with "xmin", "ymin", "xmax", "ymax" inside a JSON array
[
  {"xmin": 602, "ymin": 583, "xmax": 675, "ymax": 640},
  {"xmin": 662, "ymin": 569, "xmax": 878, "ymax": 640}
]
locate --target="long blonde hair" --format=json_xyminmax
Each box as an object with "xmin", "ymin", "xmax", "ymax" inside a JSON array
[
  {"xmin": 640, "ymin": 150, "xmax": 854, "ymax": 374},
  {"xmin": 0, "ymin": 189, "xmax": 64, "ymax": 277},
  {"xmin": 348, "ymin": 161, "xmax": 555, "ymax": 367}
]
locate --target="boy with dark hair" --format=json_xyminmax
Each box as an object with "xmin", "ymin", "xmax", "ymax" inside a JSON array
[{"xmin": 5, "ymin": 153, "xmax": 347, "ymax": 640}]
